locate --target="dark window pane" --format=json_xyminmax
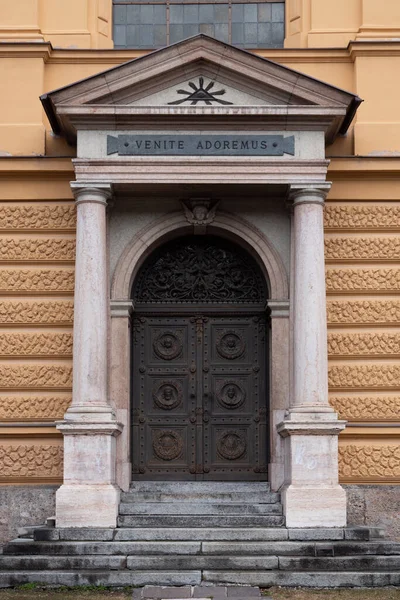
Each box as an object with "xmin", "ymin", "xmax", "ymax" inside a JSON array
[
  {"xmin": 127, "ymin": 5, "xmax": 140, "ymax": 25},
  {"xmin": 184, "ymin": 4, "xmax": 199, "ymax": 24},
  {"xmin": 114, "ymin": 24, "xmax": 127, "ymax": 46},
  {"xmin": 244, "ymin": 22, "xmax": 257, "ymax": 45},
  {"xmin": 272, "ymin": 21, "xmax": 285, "ymax": 45},
  {"xmin": 140, "ymin": 24, "xmax": 155, "ymax": 46},
  {"xmin": 272, "ymin": 3, "xmax": 285, "ymax": 22},
  {"xmin": 215, "ymin": 23, "xmax": 229, "ymax": 43},
  {"xmin": 170, "ymin": 5, "xmax": 184, "ymax": 24},
  {"xmin": 154, "ymin": 24, "xmax": 167, "ymax": 47},
  {"xmin": 184, "ymin": 24, "xmax": 200, "ymax": 37},
  {"xmin": 258, "ymin": 3, "xmax": 272, "ymax": 23},
  {"xmin": 258, "ymin": 22, "xmax": 272, "ymax": 44},
  {"xmin": 126, "ymin": 25, "xmax": 140, "ymax": 46},
  {"xmin": 199, "ymin": 23, "xmax": 215, "ymax": 36},
  {"xmin": 232, "ymin": 22, "xmax": 244, "ymax": 45},
  {"xmin": 170, "ymin": 24, "xmax": 184, "ymax": 43},
  {"xmin": 140, "ymin": 5, "xmax": 154, "ymax": 25},
  {"xmin": 154, "ymin": 5, "xmax": 167, "ymax": 25},
  {"xmin": 199, "ymin": 4, "xmax": 214, "ymax": 24},
  {"xmin": 214, "ymin": 4, "xmax": 229, "ymax": 23},
  {"xmin": 231, "ymin": 4, "xmax": 244, "ymax": 24},
  {"xmin": 244, "ymin": 4, "xmax": 257, "ymax": 23},
  {"xmin": 114, "ymin": 5, "xmax": 127, "ymax": 25}
]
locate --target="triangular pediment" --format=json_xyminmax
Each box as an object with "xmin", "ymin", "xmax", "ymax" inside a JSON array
[{"xmin": 42, "ymin": 35, "xmax": 361, "ymax": 144}]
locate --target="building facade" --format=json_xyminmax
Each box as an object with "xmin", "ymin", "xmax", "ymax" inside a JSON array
[{"xmin": 0, "ymin": 0, "xmax": 400, "ymax": 547}]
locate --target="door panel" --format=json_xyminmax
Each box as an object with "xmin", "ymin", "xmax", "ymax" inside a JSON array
[{"xmin": 132, "ymin": 314, "xmax": 268, "ymax": 480}]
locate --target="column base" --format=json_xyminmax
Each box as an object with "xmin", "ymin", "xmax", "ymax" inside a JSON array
[
  {"xmin": 278, "ymin": 416, "xmax": 347, "ymax": 528},
  {"xmin": 56, "ymin": 419, "xmax": 123, "ymax": 528},
  {"xmin": 56, "ymin": 484, "xmax": 120, "ymax": 528},
  {"xmin": 282, "ymin": 484, "xmax": 347, "ymax": 528}
]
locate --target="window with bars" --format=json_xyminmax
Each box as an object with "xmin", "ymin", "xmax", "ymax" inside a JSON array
[{"xmin": 113, "ymin": 0, "xmax": 285, "ymax": 49}]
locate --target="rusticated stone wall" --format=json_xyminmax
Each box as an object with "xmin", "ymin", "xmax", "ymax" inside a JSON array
[
  {"xmin": 325, "ymin": 200, "xmax": 400, "ymax": 490},
  {"xmin": 1, "ymin": 181, "xmax": 399, "ymax": 500},
  {"xmin": 0, "ymin": 198, "xmax": 74, "ymax": 485}
]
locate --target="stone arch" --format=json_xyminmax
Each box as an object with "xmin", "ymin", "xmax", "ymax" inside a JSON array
[{"xmin": 111, "ymin": 211, "xmax": 288, "ymax": 301}]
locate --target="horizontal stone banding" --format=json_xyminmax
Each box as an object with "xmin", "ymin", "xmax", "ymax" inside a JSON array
[{"xmin": 0, "ymin": 301, "xmax": 74, "ymax": 325}]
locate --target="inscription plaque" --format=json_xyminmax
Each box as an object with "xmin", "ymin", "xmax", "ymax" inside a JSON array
[{"xmin": 107, "ymin": 134, "xmax": 295, "ymax": 157}]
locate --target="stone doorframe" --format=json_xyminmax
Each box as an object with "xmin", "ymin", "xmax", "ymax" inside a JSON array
[{"xmin": 110, "ymin": 210, "xmax": 289, "ymax": 492}]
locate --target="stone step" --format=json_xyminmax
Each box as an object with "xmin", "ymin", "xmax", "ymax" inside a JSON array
[
  {"xmin": 126, "ymin": 556, "xmax": 279, "ymax": 570},
  {"xmin": 0, "ymin": 570, "xmax": 202, "ymax": 588},
  {"xmin": 0, "ymin": 555, "xmax": 126, "ymax": 571},
  {"xmin": 203, "ymin": 570, "xmax": 400, "ymax": 587},
  {"xmin": 29, "ymin": 525, "xmax": 376, "ymax": 544},
  {"xmin": 6, "ymin": 539, "xmax": 400, "ymax": 557},
  {"xmin": 119, "ymin": 502, "xmax": 283, "ymax": 516},
  {"xmin": 128, "ymin": 482, "xmax": 271, "ymax": 493},
  {"xmin": 1, "ymin": 570, "xmax": 400, "ymax": 588},
  {"xmin": 118, "ymin": 515, "xmax": 285, "ymax": 528},
  {"xmin": 114, "ymin": 528, "xmax": 289, "ymax": 542},
  {"xmin": 279, "ymin": 555, "xmax": 400, "ymax": 571},
  {"xmin": 120, "ymin": 492, "xmax": 280, "ymax": 504}
]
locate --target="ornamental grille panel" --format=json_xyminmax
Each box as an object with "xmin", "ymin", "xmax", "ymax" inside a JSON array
[
  {"xmin": 132, "ymin": 314, "xmax": 268, "ymax": 480},
  {"xmin": 133, "ymin": 236, "xmax": 267, "ymax": 306}
]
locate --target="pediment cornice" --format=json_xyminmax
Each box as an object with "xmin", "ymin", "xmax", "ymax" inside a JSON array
[{"xmin": 41, "ymin": 34, "xmax": 361, "ymax": 146}]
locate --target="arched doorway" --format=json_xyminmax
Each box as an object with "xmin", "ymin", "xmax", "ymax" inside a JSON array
[{"xmin": 131, "ymin": 235, "xmax": 269, "ymax": 481}]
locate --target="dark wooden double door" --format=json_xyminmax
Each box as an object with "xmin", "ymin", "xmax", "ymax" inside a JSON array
[{"xmin": 132, "ymin": 313, "xmax": 268, "ymax": 480}]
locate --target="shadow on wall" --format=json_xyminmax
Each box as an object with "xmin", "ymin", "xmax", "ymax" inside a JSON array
[
  {"xmin": 345, "ymin": 485, "xmax": 400, "ymax": 541},
  {"xmin": 0, "ymin": 486, "xmax": 58, "ymax": 545}
]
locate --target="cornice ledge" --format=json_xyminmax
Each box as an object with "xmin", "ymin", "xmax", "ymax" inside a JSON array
[
  {"xmin": 56, "ymin": 421, "xmax": 123, "ymax": 436},
  {"xmin": 277, "ymin": 420, "xmax": 347, "ymax": 437}
]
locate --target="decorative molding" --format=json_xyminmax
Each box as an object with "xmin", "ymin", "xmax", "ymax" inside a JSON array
[
  {"xmin": 181, "ymin": 198, "xmax": 219, "ymax": 234},
  {"xmin": 0, "ymin": 365, "xmax": 72, "ymax": 390},
  {"xmin": 328, "ymin": 332, "xmax": 400, "ymax": 358},
  {"xmin": 330, "ymin": 396, "xmax": 400, "ymax": 421},
  {"xmin": 0, "ymin": 444, "xmax": 63, "ymax": 479},
  {"xmin": 0, "ymin": 238, "xmax": 75, "ymax": 262},
  {"xmin": 339, "ymin": 445, "xmax": 400, "ymax": 481},
  {"xmin": 0, "ymin": 205, "xmax": 76, "ymax": 231},
  {"xmin": 0, "ymin": 333, "xmax": 72, "ymax": 357},
  {"xmin": 325, "ymin": 237, "xmax": 400, "ymax": 262},
  {"xmin": 327, "ymin": 300, "xmax": 400, "ymax": 326},
  {"xmin": 0, "ymin": 396, "xmax": 71, "ymax": 421},
  {"xmin": 0, "ymin": 269, "xmax": 74, "ymax": 294},
  {"xmin": 168, "ymin": 77, "xmax": 233, "ymax": 106},
  {"xmin": 326, "ymin": 268, "xmax": 400, "ymax": 293},
  {"xmin": 329, "ymin": 365, "xmax": 400, "ymax": 390},
  {"xmin": 0, "ymin": 301, "xmax": 74, "ymax": 325},
  {"xmin": 324, "ymin": 205, "xmax": 400, "ymax": 231},
  {"xmin": 134, "ymin": 236, "xmax": 266, "ymax": 304}
]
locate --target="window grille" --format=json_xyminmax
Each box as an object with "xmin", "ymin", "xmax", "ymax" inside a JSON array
[{"xmin": 113, "ymin": 0, "xmax": 285, "ymax": 49}]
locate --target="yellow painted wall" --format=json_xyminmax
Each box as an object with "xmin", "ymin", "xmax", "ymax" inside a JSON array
[{"xmin": 0, "ymin": 0, "xmax": 399, "ymax": 486}]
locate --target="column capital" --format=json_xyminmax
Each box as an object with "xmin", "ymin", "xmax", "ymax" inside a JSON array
[
  {"xmin": 288, "ymin": 183, "xmax": 332, "ymax": 206},
  {"xmin": 70, "ymin": 182, "xmax": 112, "ymax": 206},
  {"xmin": 110, "ymin": 300, "xmax": 134, "ymax": 319}
]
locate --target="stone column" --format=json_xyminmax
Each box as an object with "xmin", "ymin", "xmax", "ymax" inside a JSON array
[
  {"xmin": 278, "ymin": 184, "xmax": 347, "ymax": 528},
  {"xmin": 56, "ymin": 183, "xmax": 122, "ymax": 528}
]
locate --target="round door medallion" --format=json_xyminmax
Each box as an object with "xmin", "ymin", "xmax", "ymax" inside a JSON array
[
  {"xmin": 152, "ymin": 380, "xmax": 182, "ymax": 410},
  {"xmin": 153, "ymin": 330, "xmax": 183, "ymax": 360},
  {"xmin": 216, "ymin": 330, "xmax": 245, "ymax": 360},
  {"xmin": 217, "ymin": 430, "xmax": 247, "ymax": 460},
  {"xmin": 216, "ymin": 380, "xmax": 246, "ymax": 409},
  {"xmin": 152, "ymin": 430, "xmax": 183, "ymax": 461}
]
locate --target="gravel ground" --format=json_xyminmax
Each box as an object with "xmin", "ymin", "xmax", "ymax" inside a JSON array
[{"xmin": 0, "ymin": 588, "xmax": 400, "ymax": 600}]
